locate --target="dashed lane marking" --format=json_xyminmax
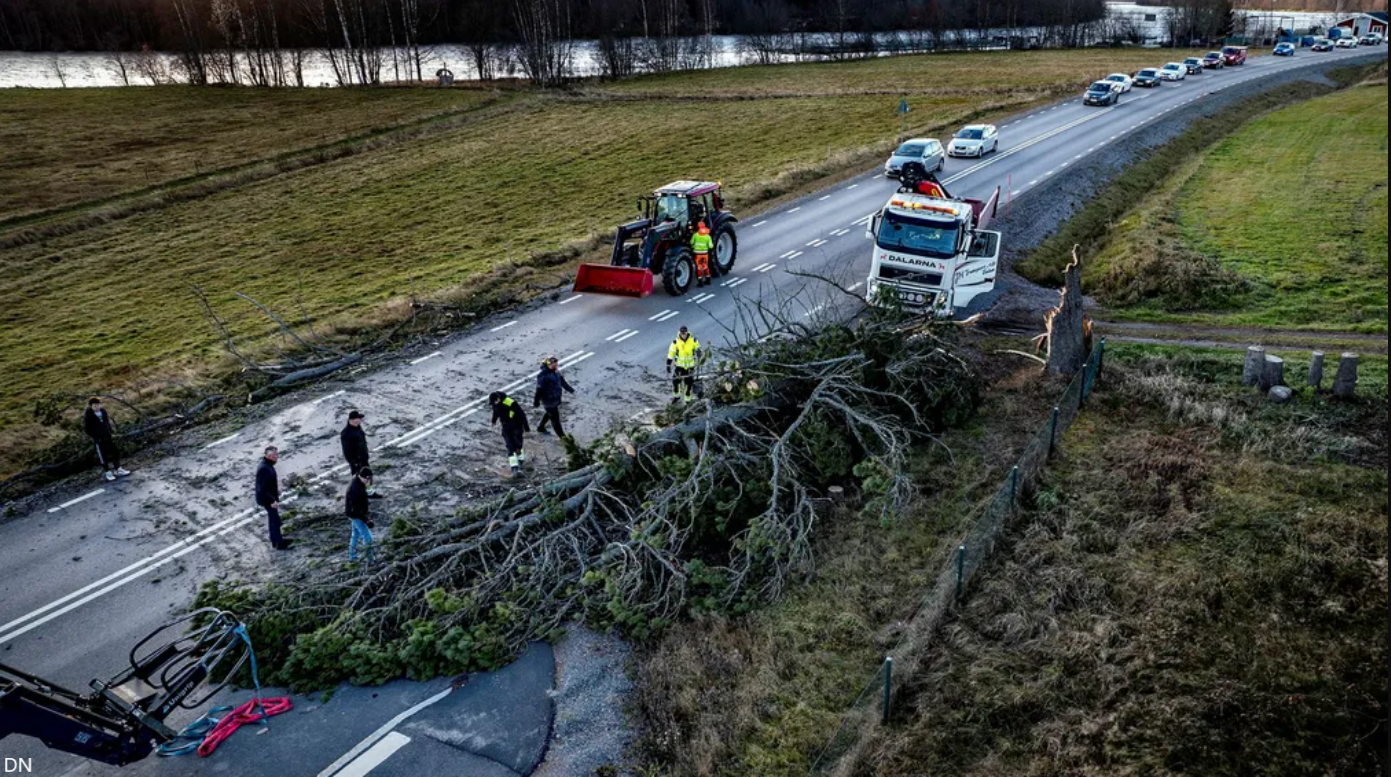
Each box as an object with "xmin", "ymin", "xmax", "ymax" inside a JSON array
[
  {"xmin": 787, "ymin": 251, "xmax": 803, "ymax": 259},
  {"xmin": 490, "ymin": 320, "xmax": 518, "ymax": 332},
  {"xmin": 788, "ymin": 206, "xmax": 801, "ymax": 213},
  {"xmin": 830, "ymin": 228, "xmax": 849, "ymax": 237},
  {"xmin": 818, "ymin": 195, "xmax": 832, "ymax": 201},
  {"xmin": 649, "ymin": 309, "xmax": 673, "ymax": 321},
  {"xmin": 559, "ymin": 295, "xmax": 583, "ymax": 305},
  {"xmin": 688, "ymin": 292, "xmax": 716, "ymax": 304},
  {"xmin": 331, "ymin": 732, "xmax": 412, "ymax": 777},
  {"xmin": 807, "ymin": 238, "xmax": 827, "ymax": 247},
  {"xmin": 613, "ymin": 330, "xmax": 640, "ymax": 344},
  {"xmin": 310, "ymin": 390, "xmax": 346, "ymax": 405},
  {"xmin": 846, "ymin": 183, "xmax": 859, "ymax": 189},
  {"xmin": 47, "ymin": 489, "xmax": 105, "ymax": 514},
  {"xmin": 756, "ymin": 264, "xmax": 777, "ymax": 274},
  {"xmin": 1011, "ymin": 189, "xmax": 1022, "ymax": 197},
  {"xmin": 752, "ymin": 263, "xmax": 776, "ymax": 272},
  {"xmin": 779, "ymin": 250, "xmax": 797, "ymax": 259},
  {"xmin": 725, "ymin": 277, "xmax": 749, "ymax": 288},
  {"xmin": 847, "ymin": 281, "xmax": 863, "ymax": 292},
  {"xmin": 605, "ymin": 329, "xmax": 635, "ymax": 341},
  {"xmin": 751, "ymin": 220, "xmax": 768, "ymax": 227},
  {"xmin": 655, "ymin": 309, "xmax": 681, "ymax": 322},
  {"xmin": 202, "ymin": 433, "xmax": 240, "ymax": 450},
  {"xmin": 409, "ymin": 351, "xmax": 443, "ymax": 366},
  {"xmin": 1028, "ymin": 179, "xmax": 1039, "ymax": 186}
]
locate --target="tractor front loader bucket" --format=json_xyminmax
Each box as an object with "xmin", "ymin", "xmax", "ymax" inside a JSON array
[{"xmin": 573, "ymin": 264, "xmax": 655, "ymax": 298}]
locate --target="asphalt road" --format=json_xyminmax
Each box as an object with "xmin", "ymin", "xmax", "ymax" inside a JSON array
[{"xmin": 1, "ymin": 45, "xmax": 1384, "ymax": 777}]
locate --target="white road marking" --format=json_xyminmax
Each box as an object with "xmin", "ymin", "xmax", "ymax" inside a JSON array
[
  {"xmin": 1045, "ymin": 170, "xmax": 1055, "ymax": 177},
  {"xmin": 726, "ymin": 277, "xmax": 749, "ymax": 288},
  {"xmin": 332, "ymin": 732, "xmax": 412, "ymax": 777},
  {"xmin": 787, "ymin": 251, "xmax": 803, "ymax": 259},
  {"xmin": 752, "ymin": 263, "xmax": 775, "ymax": 272},
  {"xmin": 47, "ymin": 489, "xmax": 105, "ymax": 514},
  {"xmin": 559, "ymin": 295, "xmax": 583, "ymax": 305},
  {"xmin": 605, "ymin": 329, "xmax": 634, "ymax": 341},
  {"xmin": 310, "ymin": 463, "xmax": 351, "ymax": 483},
  {"xmin": 788, "ymin": 206, "xmax": 801, "ymax": 212},
  {"xmin": 688, "ymin": 293, "xmax": 716, "ymax": 304},
  {"xmin": 613, "ymin": 330, "xmax": 640, "ymax": 343},
  {"xmin": 202, "ymin": 433, "xmax": 240, "ymax": 450},
  {"xmin": 1028, "ymin": 179, "xmax": 1038, "ymax": 186},
  {"xmin": 779, "ymin": 250, "xmax": 797, "ymax": 259},
  {"xmin": 853, "ymin": 213, "xmax": 874, "ymax": 225},
  {"xmin": 846, "ymin": 183, "xmax": 859, "ymax": 189},
  {"xmin": 409, "ymin": 351, "xmax": 443, "ymax": 366},
  {"xmin": 1087, "ymin": 145, "xmax": 1096, "ymax": 152},
  {"xmin": 801, "ymin": 303, "xmax": 826, "ymax": 318},
  {"xmin": 818, "ymin": 195, "xmax": 832, "ymax": 201},
  {"xmin": 847, "ymin": 281, "xmax": 863, "ymax": 292},
  {"xmin": 649, "ymin": 309, "xmax": 673, "ymax": 321},
  {"xmin": 1011, "ymin": 189, "xmax": 1022, "ymax": 197},
  {"xmin": 756, "ymin": 264, "xmax": 777, "ymax": 273},
  {"xmin": 627, "ymin": 407, "xmax": 654, "ymax": 422},
  {"xmin": 830, "ymin": 229, "xmax": 849, "ymax": 237},
  {"xmin": 490, "ymin": 320, "xmax": 517, "ymax": 332},
  {"xmin": 943, "ymin": 110, "xmax": 1111, "ymax": 185},
  {"xmin": 807, "ymin": 239, "xmax": 827, "ymax": 247},
  {"xmin": 310, "ymin": 390, "xmax": 346, "ymax": 405},
  {"xmin": 1060, "ymin": 161, "xmax": 1069, "ymax": 168},
  {"xmin": 396, "ymin": 407, "xmax": 482, "ymax": 446},
  {"xmin": 656, "ymin": 309, "xmax": 681, "ymax": 322},
  {"xmin": 316, "ymin": 690, "xmax": 452, "ymax": 777},
  {"xmin": 1073, "ymin": 153, "xmax": 1083, "ymax": 160},
  {"xmin": 751, "ymin": 220, "xmax": 768, "ymax": 227}
]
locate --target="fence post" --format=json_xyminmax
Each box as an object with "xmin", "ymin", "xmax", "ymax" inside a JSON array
[
  {"xmin": 1009, "ymin": 465, "xmax": 1019, "ymax": 512},
  {"xmin": 955, "ymin": 544, "xmax": 966, "ymax": 600},
  {"xmin": 881, "ymin": 656, "xmax": 893, "ymax": 723},
  {"xmin": 1078, "ymin": 361, "xmax": 1091, "ymax": 408},
  {"xmin": 1097, "ymin": 338, "xmax": 1106, "ymax": 379},
  {"xmin": 1047, "ymin": 406, "xmax": 1060, "ymax": 458}
]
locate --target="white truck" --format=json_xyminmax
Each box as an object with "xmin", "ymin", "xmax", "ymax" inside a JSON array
[{"xmin": 863, "ymin": 179, "xmax": 1002, "ymax": 315}]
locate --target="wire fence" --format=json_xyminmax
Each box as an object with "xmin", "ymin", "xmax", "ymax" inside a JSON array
[{"xmin": 807, "ymin": 338, "xmax": 1107, "ymax": 776}]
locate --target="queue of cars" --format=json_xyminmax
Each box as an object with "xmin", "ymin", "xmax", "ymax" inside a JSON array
[{"xmin": 1083, "ymin": 44, "xmax": 1251, "ymax": 106}]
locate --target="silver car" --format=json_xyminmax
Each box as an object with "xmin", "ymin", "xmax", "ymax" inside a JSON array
[
  {"xmin": 1160, "ymin": 62, "xmax": 1187, "ymax": 81},
  {"xmin": 884, "ymin": 138, "xmax": 945, "ymax": 177},
  {"xmin": 947, "ymin": 124, "xmax": 998, "ymax": 157}
]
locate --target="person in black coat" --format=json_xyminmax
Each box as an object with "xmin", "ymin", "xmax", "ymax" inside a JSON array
[
  {"xmin": 345, "ymin": 467, "xmax": 375, "ymax": 563},
  {"xmin": 255, "ymin": 446, "xmax": 290, "ymax": 550},
  {"xmin": 489, "ymin": 391, "xmax": 529, "ymax": 475},
  {"xmin": 339, "ymin": 410, "xmax": 381, "ymax": 497},
  {"xmin": 83, "ymin": 397, "xmax": 130, "ymax": 482},
  {"xmin": 533, "ymin": 356, "xmax": 576, "ymax": 438}
]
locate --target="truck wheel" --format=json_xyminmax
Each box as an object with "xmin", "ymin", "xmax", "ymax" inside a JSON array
[
  {"xmin": 713, "ymin": 225, "xmax": 738, "ymax": 276},
  {"xmin": 662, "ymin": 248, "xmax": 694, "ymax": 296}
]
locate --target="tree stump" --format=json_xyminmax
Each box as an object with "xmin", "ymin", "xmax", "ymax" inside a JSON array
[
  {"xmin": 1044, "ymin": 247, "xmax": 1087, "ymax": 376},
  {"xmin": 1307, "ymin": 352, "xmax": 1325, "ymax": 389},
  {"xmin": 1258, "ymin": 354, "xmax": 1285, "ymax": 392},
  {"xmin": 1333, "ymin": 352, "xmax": 1359, "ymax": 398},
  {"xmin": 1242, "ymin": 346, "xmax": 1265, "ymax": 387}
]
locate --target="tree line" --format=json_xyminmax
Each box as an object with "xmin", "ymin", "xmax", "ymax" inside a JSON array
[{"xmin": 1, "ymin": 0, "xmax": 1124, "ymax": 87}]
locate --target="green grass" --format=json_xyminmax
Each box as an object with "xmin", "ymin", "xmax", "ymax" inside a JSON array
[
  {"xmin": 1039, "ymin": 79, "xmax": 1388, "ymax": 334},
  {"xmin": 0, "ymin": 48, "xmax": 1215, "ymax": 476},
  {"xmin": 0, "ymin": 85, "xmax": 497, "ymax": 221},
  {"xmin": 857, "ymin": 342, "xmax": 1388, "ymax": 775}
]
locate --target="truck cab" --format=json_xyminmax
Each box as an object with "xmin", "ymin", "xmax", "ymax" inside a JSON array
[{"xmin": 864, "ymin": 188, "xmax": 1001, "ymax": 314}]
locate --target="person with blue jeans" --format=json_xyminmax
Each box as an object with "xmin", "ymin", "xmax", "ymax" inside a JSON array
[{"xmin": 345, "ymin": 467, "xmax": 376, "ymax": 563}]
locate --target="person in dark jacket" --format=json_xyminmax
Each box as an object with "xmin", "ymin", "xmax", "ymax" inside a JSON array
[
  {"xmin": 345, "ymin": 467, "xmax": 375, "ymax": 563},
  {"xmin": 489, "ymin": 391, "xmax": 530, "ymax": 475},
  {"xmin": 255, "ymin": 446, "xmax": 291, "ymax": 550},
  {"xmin": 339, "ymin": 410, "xmax": 381, "ymax": 497},
  {"xmin": 533, "ymin": 356, "xmax": 576, "ymax": 438},
  {"xmin": 83, "ymin": 397, "xmax": 130, "ymax": 482}
]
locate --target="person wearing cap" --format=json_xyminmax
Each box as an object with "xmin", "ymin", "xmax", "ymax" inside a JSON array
[
  {"xmin": 489, "ymin": 391, "xmax": 530, "ymax": 475},
  {"xmin": 83, "ymin": 396, "xmax": 130, "ymax": 482},
  {"xmin": 691, "ymin": 221, "xmax": 714, "ymax": 287},
  {"xmin": 340, "ymin": 410, "xmax": 381, "ymax": 497},
  {"xmin": 533, "ymin": 355, "xmax": 576, "ymax": 438},
  {"xmin": 666, "ymin": 326, "xmax": 702, "ymax": 403},
  {"xmin": 345, "ymin": 466, "xmax": 376, "ymax": 563}
]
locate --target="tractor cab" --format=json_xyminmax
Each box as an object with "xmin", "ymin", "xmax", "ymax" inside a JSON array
[{"xmin": 574, "ymin": 181, "xmax": 740, "ymax": 298}]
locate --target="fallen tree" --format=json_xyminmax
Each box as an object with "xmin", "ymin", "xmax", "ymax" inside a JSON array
[{"xmin": 197, "ymin": 297, "xmax": 982, "ymax": 690}]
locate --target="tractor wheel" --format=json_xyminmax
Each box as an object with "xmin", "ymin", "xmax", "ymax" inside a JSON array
[
  {"xmin": 713, "ymin": 225, "xmax": 738, "ymax": 276},
  {"xmin": 662, "ymin": 248, "xmax": 695, "ymax": 296}
]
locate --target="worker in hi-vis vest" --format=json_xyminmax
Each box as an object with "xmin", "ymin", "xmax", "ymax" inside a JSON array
[
  {"xmin": 666, "ymin": 325, "xmax": 702, "ymax": 403},
  {"xmin": 489, "ymin": 391, "xmax": 530, "ymax": 475},
  {"xmin": 691, "ymin": 222, "xmax": 714, "ymax": 287}
]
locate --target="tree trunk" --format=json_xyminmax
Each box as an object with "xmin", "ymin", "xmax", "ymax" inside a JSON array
[
  {"xmin": 1258, "ymin": 354, "xmax": 1284, "ymax": 392},
  {"xmin": 1241, "ymin": 346, "xmax": 1265, "ymax": 387},
  {"xmin": 1045, "ymin": 246, "xmax": 1087, "ymax": 376},
  {"xmin": 1307, "ymin": 351, "xmax": 1324, "ymax": 389},
  {"xmin": 1333, "ymin": 352, "xmax": 1358, "ymax": 398}
]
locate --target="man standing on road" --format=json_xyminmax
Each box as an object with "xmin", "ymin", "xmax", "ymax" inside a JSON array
[
  {"xmin": 339, "ymin": 410, "xmax": 381, "ymax": 497},
  {"xmin": 256, "ymin": 446, "xmax": 291, "ymax": 550},
  {"xmin": 666, "ymin": 325, "xmax": 702, "ymax": 403},
  {"xmin": 533, "ymin": 356, "xmax": 575, "ymax": 438},
  {"xmin": 691, "ymin": 221, "xmax": 714, "ymax": 287},
  {"xmin": 489, "ymin": 391, "xmax": 530, "ymax": 476},
  {"xmin": 83, "ymin": 397, "xmax": 130, "ymax": 482},
  {"xmin": 345, "ymin": 466, "xmax": 376, "ymax": 564}
]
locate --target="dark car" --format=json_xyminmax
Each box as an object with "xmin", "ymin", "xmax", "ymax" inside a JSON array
[
  {"xmin": 1182, "ymin": 57, "xmax": 1205, "ymax": 73},
  {"xmin": 1084, "ymin": 80, "xmax": 1122, "ymax": 106},
  {"xmin": 1201, "ymin": 51, "xmax": 1225, "ymax": 68},
  {"xmin": 1134, "ymin": 68, "xmax": 1162, "ymax": 87},
  {"xmin": 1311, "ymin": 38, "xmax": 1333, "ymax": 51}
]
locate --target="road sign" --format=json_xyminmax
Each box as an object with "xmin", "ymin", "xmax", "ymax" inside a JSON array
[{"xmin": 898, "ymin": 98, "xmax": 910, "ymax": 114}]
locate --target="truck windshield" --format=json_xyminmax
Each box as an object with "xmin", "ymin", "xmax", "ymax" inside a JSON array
[{"xmin": 877, "ymin": 211, "xmax": 958, "ymax": 258}]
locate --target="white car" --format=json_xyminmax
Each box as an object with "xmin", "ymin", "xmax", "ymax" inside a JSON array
[
  {"xmin": 947, "ymin": 124, "xmax": 999, "ymax": 157},
  {"xmin": 1335, "ymin": 36, "xmax": 1358, "ymax": 48},
  {"xmin": 1103, "ymin": 72, "xmax": 1133, "ymax": 92},
  {"xmin": 1160, "ymin": 62, "xmax": 1187, "ymax": 81}
]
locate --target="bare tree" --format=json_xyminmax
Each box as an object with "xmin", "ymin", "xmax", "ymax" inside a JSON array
[{"xmin": 512, "ymin": 0, "xmax": 573, "ymax": 87}]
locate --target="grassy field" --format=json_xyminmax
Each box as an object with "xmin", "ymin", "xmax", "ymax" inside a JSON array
[
  {"xmin": 1056, "ymin": 80, "xmax": 1388, "ymax": 333},
  {"xmin": 859, "ymin": 344, "xmax": 1388, "ymax": 775},
  {"xmin": 0, "ymin": 47, "xmax": 1219, "ymax": 475},
  {"xmin": 629, "ymin": 342, "xmax": 1388, "ymax": 775},
  {"xmin": 0, "ymin": 85, "xmax": 498, "ymax": 221}
]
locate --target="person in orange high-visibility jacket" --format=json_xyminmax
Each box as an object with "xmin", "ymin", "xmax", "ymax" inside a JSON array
[
  {"xmin": 691, "ymin": 222, "xmax": 714, "ymax": 287},
  {"xmin": 665, "ymin": 326, "xmax": 702, "ymax": 403}
]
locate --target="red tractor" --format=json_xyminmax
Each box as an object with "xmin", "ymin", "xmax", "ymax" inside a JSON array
[{"xmin": 573, "ymin": 181, "xmax": 739, "ymax": 298}]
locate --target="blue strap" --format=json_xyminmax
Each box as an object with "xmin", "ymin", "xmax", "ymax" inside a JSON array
[
  {"xmin": 156, "ymin": 706, "xmax": 232, "ymax": 756},
  {"xmin": 233, "ymin": 624, "xmax": 269, "ymax": 726}
]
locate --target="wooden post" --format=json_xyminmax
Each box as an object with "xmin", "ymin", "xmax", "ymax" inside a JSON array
[
  {"xmin": 1333, "ymin": 353, "xmax": 1359, "ymax": 398},
  {"xmin": 1242, "ymin": 346, "xmax": 1265, "ymax": 387},
  {"xmin": 1307, "ymin": 352, "xmax": 1324, "ymax": 389},
  {"xmin": 1258, "ymin": 354, "xmax": 1285, "ymax": 392}
]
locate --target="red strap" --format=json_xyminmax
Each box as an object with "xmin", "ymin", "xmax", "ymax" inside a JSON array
[{"xmin": 197, "ymin": 696, "xmax": 293, "ymax": 757}]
